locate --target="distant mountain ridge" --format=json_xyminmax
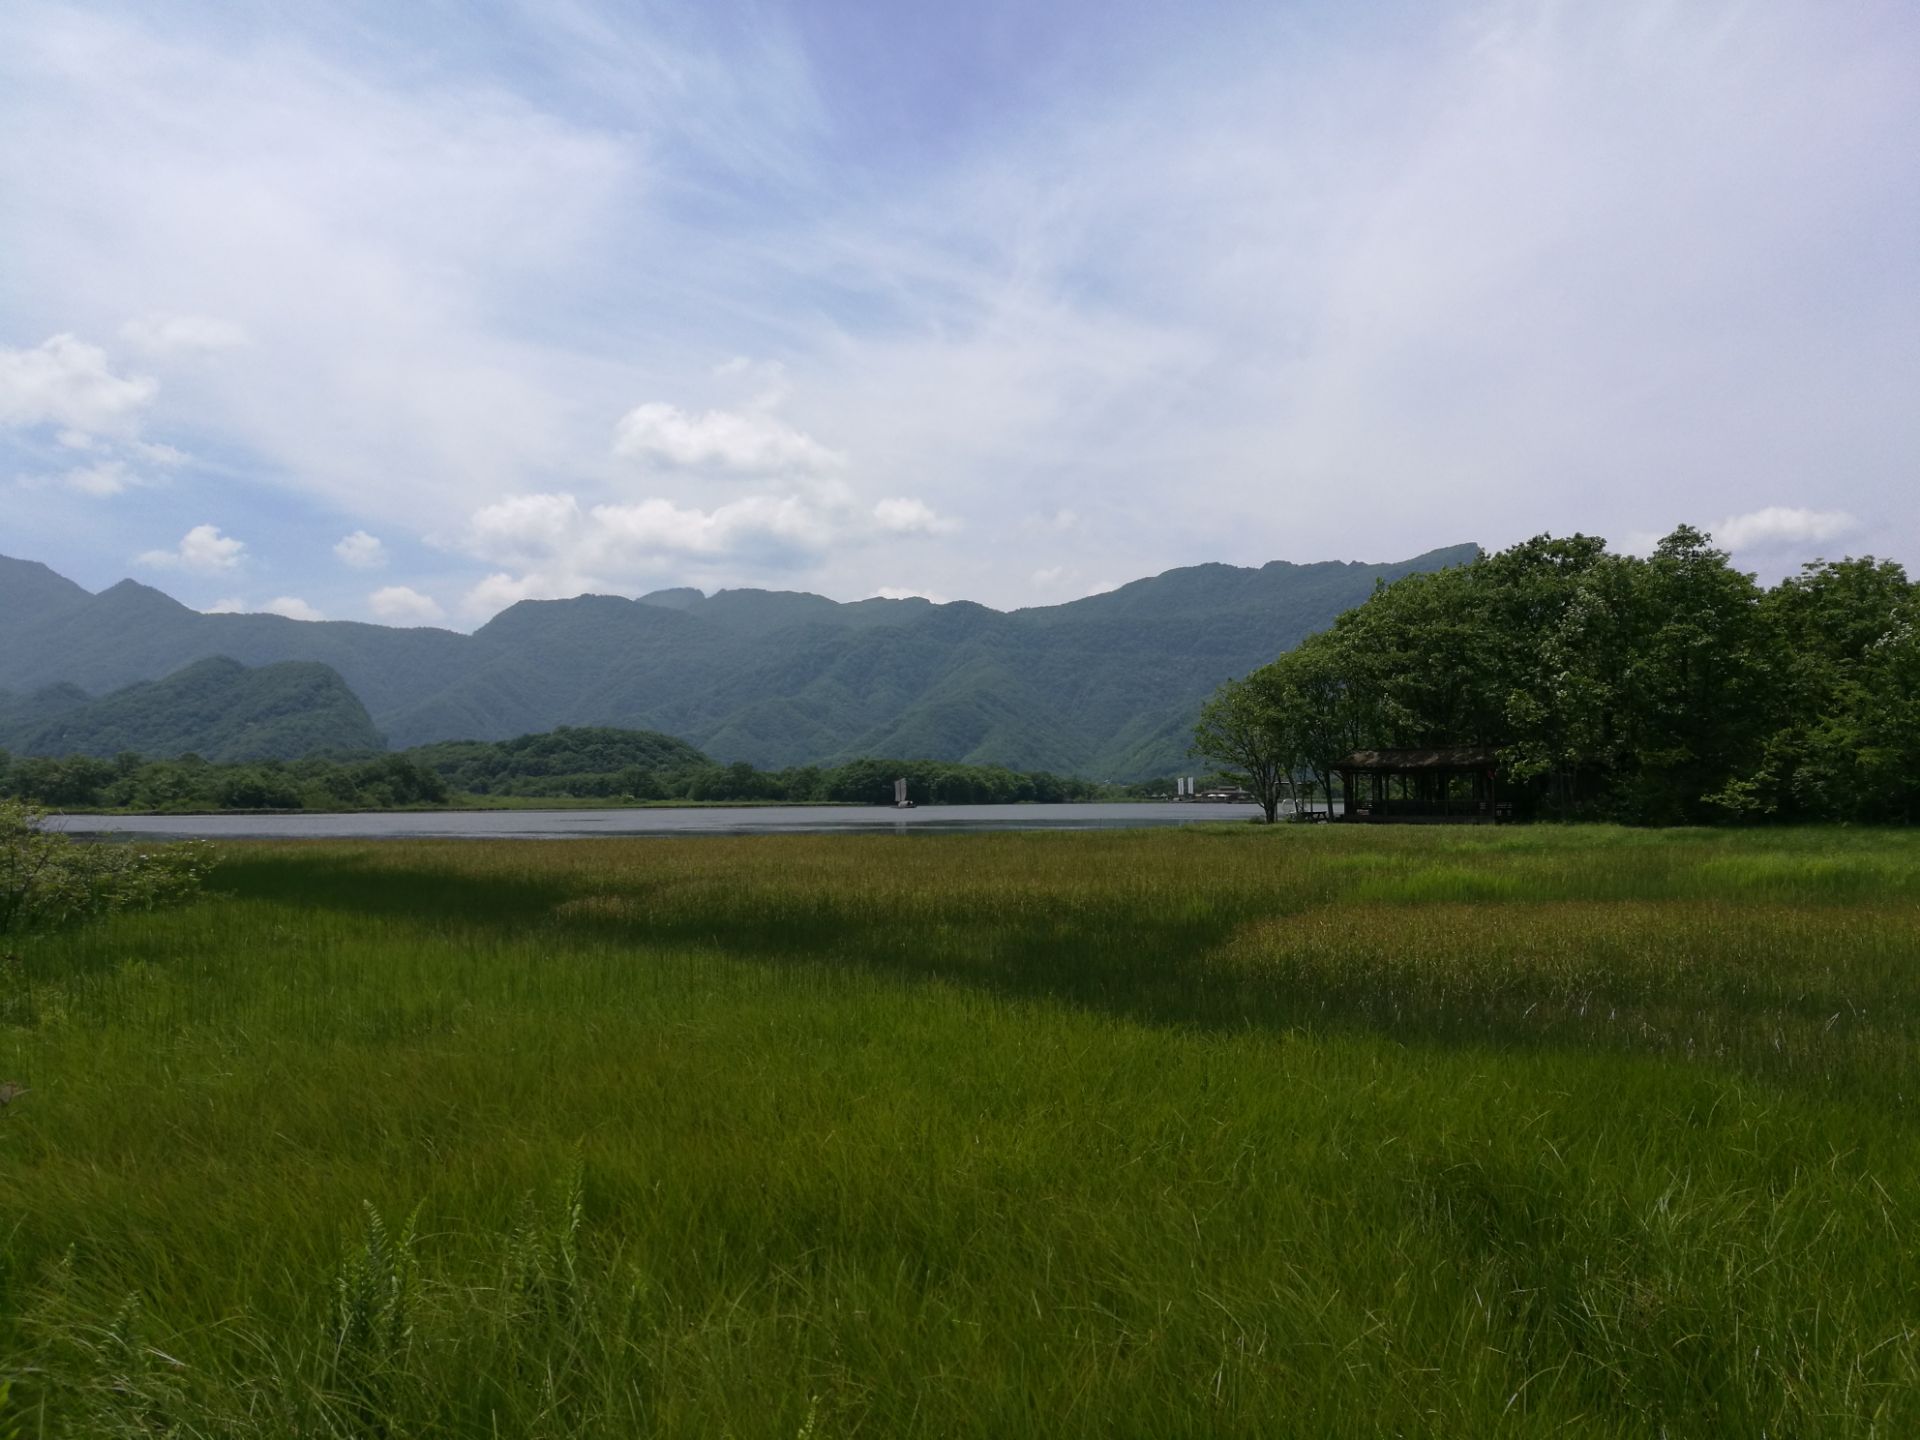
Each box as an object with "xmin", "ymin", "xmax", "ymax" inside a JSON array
[{"xmin": 0, "ymin": 546, "xmax": 1478, "ymax": 777}]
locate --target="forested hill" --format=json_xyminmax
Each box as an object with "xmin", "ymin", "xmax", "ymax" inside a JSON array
[
  {"xmin": 0, "ymin": 545, "xmax": 1475, "ymax": 777},
  {"xmin": 0, "ymin": 656, "xmax": 382, "ymax": 762}
]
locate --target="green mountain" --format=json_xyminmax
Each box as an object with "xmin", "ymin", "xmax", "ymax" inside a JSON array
[
  {"xmin": 0, "ymin": 546, "xmax": 1477, "ymax": 777},
  {"xmin": 0, "ymin": 556, "xmax": 92, "ymax": 627},
  {"xmin": 0, "ymin": 656, "xmax": 383, "ymax": 762}
]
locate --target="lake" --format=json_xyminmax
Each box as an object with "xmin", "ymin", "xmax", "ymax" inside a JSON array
[{"xmin": 46, "ymin": 800, "xmax": 1315, "ymax": 841}]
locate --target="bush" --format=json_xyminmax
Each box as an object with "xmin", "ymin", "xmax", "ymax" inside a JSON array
[{"xmin": 0, "ymin": 800, "xmax": 216, "ymax": 943}]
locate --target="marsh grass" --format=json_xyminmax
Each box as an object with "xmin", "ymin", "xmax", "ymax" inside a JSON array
[{"xmin": 0, "ymin": 824, "xmax": 1917, "ymax": 1435}]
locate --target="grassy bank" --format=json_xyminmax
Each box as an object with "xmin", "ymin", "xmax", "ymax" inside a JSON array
[{"xmin": 2, "ymin": 825, "xmax": 1917, "ymax": 1436}]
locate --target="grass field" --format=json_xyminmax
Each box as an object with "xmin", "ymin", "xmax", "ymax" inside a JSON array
[{"xmin": 2, "ymin": 824, "xmax": 1917, "ymax": 1437}]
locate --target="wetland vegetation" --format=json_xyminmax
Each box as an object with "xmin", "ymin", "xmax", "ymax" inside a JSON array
[{"xmin": 2, "ymin": 822, "xmax": 1916, "ymax": 1435}]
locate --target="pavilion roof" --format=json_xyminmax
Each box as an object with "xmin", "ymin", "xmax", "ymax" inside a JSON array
[{"xmin": 1339, "ymin": 747, "xmax": 1499, "ymax": 770}]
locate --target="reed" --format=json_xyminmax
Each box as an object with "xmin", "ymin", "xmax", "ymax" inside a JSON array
[{"xmin": 1, "ymin": 824, "xmax": 1915, "ymax": 1436}]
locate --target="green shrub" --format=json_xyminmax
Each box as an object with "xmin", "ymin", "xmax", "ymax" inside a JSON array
[{"xmin": 0, "ymin": 800, "xmax": 215, "ymax": 943}]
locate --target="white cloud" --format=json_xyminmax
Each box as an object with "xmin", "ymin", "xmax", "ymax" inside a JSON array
[
  {"xmin": 0, "ymin": 334, "xmax": 156, "ymax": 434},
  {"xmin": 870, "ymin": 586, "xmax": 947, "ymax": 603},
  {"xmin": 593, "ymin": 492, "xmax": 840, "ymax": 555},
  {"xmin": 334, "ymin": 529, "xmax": 388, "ymax": 568},
  {"xmin": 872, "ymin": 497, "xmax": 958, "ymax": 535},
  {"xmin": 368, "ymin": 584, "xmax": 445, "ymax": 623},
  {"xmin": 460, "ymin": 490, "xmax": 836, "ymax": 572},
  {"xmin": 63, "ymin": 459, "xmax": 134, "ymax": 497},
  {"xmin": 1714, "ymin": 506, "xmax": 1860, "ymax": 553},
  {"xmin": 451, "ymin": 483, "xmax": 960, "ymax": 616},
  {"xmin": 462, "ymin": 570, "xmax": 570, "ymax": 618},
  {"xmin": 457, "ymin": 493, "xmax": 596, "ymax": 569},
  {"xmin": 120, "ymin": 311, "xmax": 249, "ymax": 355},
  {"xmin": 138, "ymin": 523, "xmax": 245, "ymax": 573},
  {"xmin": 612, "ymin": 402, "xmax": 842, "ymax": 476},
  {"xmin": 203, "ymin": 597, "xmax": 247, "ymax": 614},
  {"xmin": 451, "ymin": 483, "xmax": 957, "ymax": 613}
]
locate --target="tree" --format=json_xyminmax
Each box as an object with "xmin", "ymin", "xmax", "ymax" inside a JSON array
[
  {"xmin": 1191, "ymin": 676, "xmax": 1296, "ymax": 822},
  {"xmin": 1743, "ymin": 557, "xmax": 1919, "ymax": 821},
  {"xmin": 1266, "ymin": 637, "xmax": 1369, "ymax": 817},
  {"xmin": 1617, "ymin": 527, "xmax": 1771, "ymax": 823},
  {"xmin": 1189, "ymin": 526, "xmax": 1830, "ymax": 825}
]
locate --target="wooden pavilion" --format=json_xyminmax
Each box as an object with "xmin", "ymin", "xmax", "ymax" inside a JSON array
[{"xmin": 1335, "ymin": 747, "xmax": 1506, "ymax": 824}]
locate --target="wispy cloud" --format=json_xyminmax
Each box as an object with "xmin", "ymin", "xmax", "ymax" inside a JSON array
[
  {"xmin": 2, "ymin": 0, "xmax": 1914, "ymax": 616},
  {"xmin": 120, "ymin": 312, "xmax": 249, "ymax": 356},
  {"xmin": 61, "ymin": 459, "xmax": 135, "ymax": 497}
]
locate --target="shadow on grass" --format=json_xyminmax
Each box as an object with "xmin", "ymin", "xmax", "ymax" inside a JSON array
[
  {"xmin": 213, "ymin": 852, "xmax": 581, "ymax": 927},
  {"xmin": 209, "ymin": 852, "xmax": 1918, "ymax": 1103}
]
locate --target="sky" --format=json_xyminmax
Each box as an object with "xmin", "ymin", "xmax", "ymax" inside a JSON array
[{"xmin": 2, "ymin": 0, "xmax": 1916, "ymax": 628}]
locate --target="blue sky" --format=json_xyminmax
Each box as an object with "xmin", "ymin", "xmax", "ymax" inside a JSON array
[{"xmin": 2, "ymin": 0, "xmax": 1916, "ymax": 627}]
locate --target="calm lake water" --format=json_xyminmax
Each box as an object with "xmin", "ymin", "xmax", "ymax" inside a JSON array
[{"xmin": 48, "ymin": 800, "xmax": 1306, "ymax": 841}]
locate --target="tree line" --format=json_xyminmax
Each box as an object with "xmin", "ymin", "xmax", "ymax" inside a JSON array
[
  {"xmin": 0, "ymin": 747, "xmax": 1106, "ymax": 812},
  {"xmin": 1195, "ymin": 528, "xmax": 1920, "ymax": 824},
  {"xmin": 0, "ymin": 752, "xmax": 453, "ymax": 812}
]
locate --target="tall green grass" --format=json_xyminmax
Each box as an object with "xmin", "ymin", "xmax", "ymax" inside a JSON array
[{"xmin": 1, "ymin": 825, "xmax": 1917, "ymax": 1436}]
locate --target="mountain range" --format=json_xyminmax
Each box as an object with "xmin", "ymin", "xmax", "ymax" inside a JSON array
[{"xmin": 0, "ymin": 545, "xmax": 1476, "ymax": 777}]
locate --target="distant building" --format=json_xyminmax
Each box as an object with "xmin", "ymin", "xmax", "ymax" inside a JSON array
[
  {"xmin": 1198, "ymin": 785, "xmax": 1253, "ymax": 803},
  {"xmin": 1335, "ymin": 748, "xmax": 1508, "ymax": 823}
]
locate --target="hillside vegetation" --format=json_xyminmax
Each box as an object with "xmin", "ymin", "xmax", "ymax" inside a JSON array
[
  {"xmin": 0, "ymin": 656, "xmax": 382, "ymax": 762},
  {"xmin": 1, "ymin": 825, "xmax": 1915, "ymax": 1435},
  {"xmin": 405, "ymin": 726, "xmax": 710, "ymax": 794},
  {"xmin": 0, "ymin": 547, "xmax": 1476, "ymax": 776}
]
